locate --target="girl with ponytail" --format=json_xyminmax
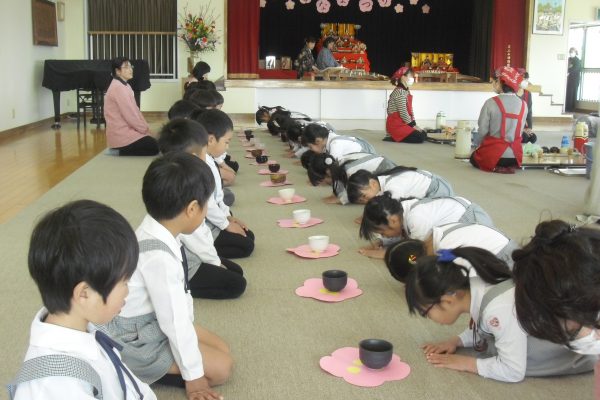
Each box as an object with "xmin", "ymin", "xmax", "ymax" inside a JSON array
[{"xmin": 405, "ymin": 247, "xmax": 594, "ymax": 382}]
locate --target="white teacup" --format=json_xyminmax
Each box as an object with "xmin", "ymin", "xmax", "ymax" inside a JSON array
[
  {"xmin": 278, "ymin": 188, "xmax": 295, "ymax": 202},
  {"xmin": 293, "ymin": 209, "xmax": 311, "ymax": 225},
  {"xmin": 308, "ymin": 235, "xmax": 330, "ymax": 253}
]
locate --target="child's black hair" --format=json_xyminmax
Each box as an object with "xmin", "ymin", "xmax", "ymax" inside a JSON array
[
  {"xmin": 142, "ymin": 152, "xmax": 216, "ymax": 221},
  {"xmin": 384, "ymin": 239, "xmax": 427, "ymax": 283},
  {"xmin": 323, "ymin": 37, "xmax": 336, "ymax": 48},
  {"xmin": 28, "ymin": 200, "xmax": 138, "ymax": 314},
  {"xmin": 190, "ymin": 89, "xmax": 217, "ymax": 109},
  {"xmin": 192, "ymin": 61, "xmax": 211, "ymax": 81},
  {"xmin": 211, "ymin": 90, "xmax": 224, "ymax": 106},
  {"xmin": 158, "ymin": 118, "xmax": 209, "ymax": 154},
  {"xmin": 512, "ymin": 220, "xmax": 600, "ymax": 346},
  {"xmin": 286, "ymin": 121, "xmax": 304, "ymax": 143},
  {"xmin": 183, "ymin": 86, "xmax": 200, "ymax": 101},
  {"xmin": 267, "ymin": 111, "xmax": 292, "ymax": 135},
  {"xmin": 111, "ymin": 56, "xmax": 130, "ymax": 76},
  {"xmin": 195, "ymin": 109, "xmax": 233, "ymax": 140},
  {"xmin": 346, "ymin": 166, "xmax": 417, "ymax": 204},
  {"xmin": 405, "ymin": 247, "xmax": 512, "ymax": 317},
  {"xmin": 255, "ymin": 107, "xmax": 270, "ymax": 125},
  {"xmin": 195, "ymin": 80, "xmax": 217, "ymax": 91},
  {"xmin": 305, "ymin": 36, "xmax": 316, "ymax": 44},
  {"xmin": 300, "ymin": 150, "xmax": 317, "ymax": 170},
  {"xmin": 303, "ymin": 123, "xmax": 330, "ymax": 145},
  {"xmin": 168, "ymin": 100, "xmax": 201, "ymax": 120},
  {"xmin": 359, "ymin": 192, "xmax": 403, "ymax": 241},
  {"xmin": 307, "ymin": 154, "xmax": 348, "ymax": 197}
]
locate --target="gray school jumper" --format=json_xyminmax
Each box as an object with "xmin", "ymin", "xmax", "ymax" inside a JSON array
[
  {"xmin": 477, "ymin": 280, "xmax": 596, "ymax": 376},
  {"xmin": 329, "ymin": 135, "xmax": 377, "ymax": 155},
  {"xmin": 7, "ymin": 355, "xmax": 103, "ymax": 399},
  {"xmin": 104, "ymin": 239, "xmax": 202, "ymax": 383},
  {"xmin": 384, "ymin": 169, "xmax": 455, "ymax": 199},
  {"xmin": 335, "ymin": 154, "xmax": 398, "ymax": 204}
]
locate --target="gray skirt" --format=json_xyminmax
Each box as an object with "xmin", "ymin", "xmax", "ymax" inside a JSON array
[
  {"xmin": 105, "ymin": 313, "xmax": 173, "ymax": 383},
  {"xmin": 458, "ymin": 203, "xmax": 494, "ymax": 228},
  {"xmin": 496, "ymin": 239, "xmax": 520, "ymax": 269},
  {"xmin": 425, "ymin": 175, "xmax": 455, "ymax": 198}
]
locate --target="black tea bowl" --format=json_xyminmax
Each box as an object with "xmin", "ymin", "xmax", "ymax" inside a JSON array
[
  {"xmin": 359, "ymin": 339, "xmax": 393, "ymax": 369},
  {"xmin": 322, "ymin": 270, "xmax": 348, "ymax": 292},
  {"xmin": 268, "ymin": 163, "xmax": 281, "ymax": 173},
  {"xmin": 256, "ymin": 155, "xmax": 269, "ymax": 164}
]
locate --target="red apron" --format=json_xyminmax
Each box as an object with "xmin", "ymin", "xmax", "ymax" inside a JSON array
[
  {"xmin": 386, "ymin": 93, "xmax": 415, "ymax": 142},
  {"xmin": 472, "ymin": 96, "xmax": 525, "ymax": 172}
]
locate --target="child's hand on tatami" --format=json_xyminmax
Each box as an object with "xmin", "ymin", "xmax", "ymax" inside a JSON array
[
  {"xmin": 322, "ymin": 195, "xmax": 340, "ymax": 204},
  {"xmin": 186, "ymin": 377, "xmax": 223, "ymax": 400},
  {"xmin": 354, "ymin": 216, "xmax": 362, "ymax": 224},
  {"xmin": 230, "ymin": 217, "xmax": 248, "ymax": 230},
  {"xmin": 357, "ymin": 247, "xmax": 385, "ymax": 259},
  {"xmin": 425, "ymin": 353, "xmax": 477, "ymax": 374},
  {"xmin": 422, "ymin": 337, "xmax": 461, "ymax": 355}
]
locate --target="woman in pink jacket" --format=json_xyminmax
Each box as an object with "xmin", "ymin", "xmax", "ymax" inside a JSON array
[{"xmin": 104, "ymin": 57, "xmax": 158, "ymax": 156}]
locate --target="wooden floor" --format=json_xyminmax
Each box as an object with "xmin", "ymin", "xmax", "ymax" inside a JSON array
[{"xmin": 0, "ymin": 113, "xmax": 257, "ymax": 224}]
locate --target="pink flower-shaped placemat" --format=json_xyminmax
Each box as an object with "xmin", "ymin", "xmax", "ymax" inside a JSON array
[
  {"xmin": 320, "ymin": 347, "xmax": 411, "ymax": 387},
  {"xmin": 287, "ymin": 244, "xmax": 340, "ymax": 259},
  {"xmin": 277, "ymin": 217, "xmax": 323, "ymax": 228},
  {"xmin": 250, "ymin": 160, "xmax": 278, "ymax": 166},
  {"xmin": 260, "ymin": 180, "xmax": 292, "ymax": 187},
  {"xmin": 267, "ymin": 195, "xmax": 306, "ymax": 205},
  {"xmin": 259, "ymin": 168, "xmax": 289, "ymax": 175},
  {"xmin": 295, "ymin": 278, "xmax": 362, "ymax": 302}
]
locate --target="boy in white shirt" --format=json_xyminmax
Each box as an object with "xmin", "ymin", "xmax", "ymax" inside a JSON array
[
  {"xmin": 196, "ymin": 110, "xmax": 255, "ymax": 259},
  {"xmin": 10, "ymin": 200, "xmax": 155, "ymax": 400},
  {"xmin": 302, "ymin": 122, "xmax": 376, "ymax": 161},
  {"xmin": 158, "ymin": 118, "xmax": 246, "ymax": 299},
  {"xmin": 107, "ymin": 153, "xmax": 232, "ymax": 400}
]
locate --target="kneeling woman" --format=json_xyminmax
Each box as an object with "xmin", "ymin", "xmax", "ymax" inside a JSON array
[
  {"xmin": 104, "ymin": 57, "xmax": 158, "ymax": 156},
  {"xmin": 405, "ymin": 248, "xmax": 594, "ymax": 382},
  {"xmin": 385, "ymin": 66, "xmax": 426, "ymax": 143},
  {"xmin": 471, "ymin": 66, "xmax": 527, "ymax": 173}
]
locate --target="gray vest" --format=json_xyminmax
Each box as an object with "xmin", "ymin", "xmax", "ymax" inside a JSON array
[{"xmin": 329, "ymin": 135, "xmax": 377, "ymax": 155}]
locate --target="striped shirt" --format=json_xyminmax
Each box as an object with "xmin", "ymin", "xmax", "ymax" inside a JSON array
[{"xmin": 387, "ymin": 86, "xmax": 413, "ymax": 124}]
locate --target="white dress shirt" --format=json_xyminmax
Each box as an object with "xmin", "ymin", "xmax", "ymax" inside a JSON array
[
  {"xmin": 14, "ymin": 308, "xmax": 156, "ymax": 400},
  {"xmin": 458, "ymin": 277, "xmax": 527, "ymax": 382},
  {"xmin": 326, "ymin": 132, "xmax": 363, "ymax": 161},
  {"xmin": 401, "ymin": 197, "xmax": 471, "ymax": 241},
  {"xmin": 378, "ymin": 171, "xmax": 432, "ymax": 200},
  {"xmin": 432, "ymin": 223, "xmax": 510, "ymax": 255},
  {"xmin": 120, "ymin": 215, "xmax": 204, "ymax": 381},
  {"xmin": 181, "ymin": 221, "xmax": 221, "ymax": 267},
  {"xmin": 205, "ymin": 153, "xmax": 230, "ymax": 235}
]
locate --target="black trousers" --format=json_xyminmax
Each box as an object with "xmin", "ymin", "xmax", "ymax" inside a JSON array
[
  {"xmin": 116, "ymin": 136, "xmax": 159, "ymax": 156},
  {"xmin": 189, "ymin": 258, "xmax": 246, "ymax": 299},
  {"xmin": 383, "ymin": 130, "xmax": 427, "ymax": 143},
  {"xmin": 214, "ymin": 229, "xmax": 255, "ymax": 259}
]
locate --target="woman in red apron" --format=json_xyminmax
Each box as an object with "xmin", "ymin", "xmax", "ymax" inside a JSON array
[
  {"xmin": 471, "ymin": 66, "xmax": 527, "ymax": 174},
  {"xmin": 384, "ymin": 66, "xmax": 426, "ymax": 143}
]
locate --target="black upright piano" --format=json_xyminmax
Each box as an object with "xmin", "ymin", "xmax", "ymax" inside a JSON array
[{"xmin": 42, "ymin": 59, "xmax": 151, "ymax": 129}]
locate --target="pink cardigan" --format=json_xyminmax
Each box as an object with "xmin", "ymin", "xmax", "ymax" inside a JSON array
[{"xmin": 104, "ymin": 79, "xmax": 150, "ymax": 148}]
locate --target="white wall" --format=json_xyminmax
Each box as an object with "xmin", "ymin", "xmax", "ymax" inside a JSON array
[
  {"xmin": 0, "ymin": 0, "xmax": 86, "ymax": 132},
  {"xmin": 0, "ymin": 0, "xmax": 227, "ymax": 132},
  {"xmin": 527, "ymin": 0, "xmax": 599, "ymax": 106}
]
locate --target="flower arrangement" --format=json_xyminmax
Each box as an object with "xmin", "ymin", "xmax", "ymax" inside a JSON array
[{"xmin": 178, "ymin": 2, "xmax": 220, "ymax": 54}]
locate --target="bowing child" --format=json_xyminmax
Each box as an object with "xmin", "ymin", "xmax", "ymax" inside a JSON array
[
  {"xmin": 384, "ymin": 222, "xmax": 519, "ymax": 282},
  {"xmin": 197, "ymin": 109, "xmax": 255, "ymax": 259},
  {"xmin": 307, "ymin": 153, "xmax": 397, "ymax": 205},
  {"xmin": 10, "ymin": 200, "xmax": 155, "ymax": 400},
  {"xmin": 157, "ymin": 118, "xmax": 246, "ymax": 299},
  {"xmin": 358, "ymin": 192, "xmax": 493, "ymax": 259},
  {"xmin": 471, "ymin": 66, "xmax": 527, "ymax": 173},
  {"xmin": 106, "ymin": 153, "xmax": 232, "ymax": 399},
  {"xmin": 405, "ymin": 247, "xmax": 595, "ymax": 382},
  {"xmin": 302, "ymin": 122, "xmax": 376, "ymax": 161},
  {"xmin": 346, "ymin": 167, "xmax": 453, "ymax": 205}
]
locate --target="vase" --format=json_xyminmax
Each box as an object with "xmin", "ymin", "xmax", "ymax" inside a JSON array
[{"xmin": 187, "ymin": 52, "xmax": 199, "ymax": 74}]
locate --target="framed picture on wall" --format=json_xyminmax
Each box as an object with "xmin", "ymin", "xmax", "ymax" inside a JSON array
[
  {"xmin": 533, "ymin": 0, "xmax": 566, "ymax": 35},
  {"xmin": 32, "ymin": 0, "xmax": 58, "ymax": 46}
]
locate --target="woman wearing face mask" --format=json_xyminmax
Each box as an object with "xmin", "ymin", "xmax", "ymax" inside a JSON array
[
  {"xmin": 517, "ymin": 70, "xmax": 536, "ymax": 143},
  {"xmin": 512, "ymin": 220, "xmax": 600, "ymax": 396},
  {"xmin": 566, "ymin": 48, "xmax": 582, "ymax": 112},
  {"xmin": 470, "ymin": 66, "xmax": 527, "ymax": 174},
  {"xmin": 384, "ymin": 66, "xmax": 426, "ymax": 143}
]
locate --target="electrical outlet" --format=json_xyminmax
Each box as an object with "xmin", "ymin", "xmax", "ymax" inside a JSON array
[
  {"xmin": 11, "ymin": 108, "xmax": 15, "ymax": 119},
  {"xmin": 557, "ymin": 53, "xmax": 565, "ymax": 60}
]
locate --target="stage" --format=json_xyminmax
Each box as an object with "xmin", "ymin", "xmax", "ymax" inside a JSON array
[{"xmin": 222, "ymin": 79, "xmax": 565, "ymax": 125}]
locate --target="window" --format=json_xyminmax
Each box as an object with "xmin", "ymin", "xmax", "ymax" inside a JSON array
[
  {"xmin": 87, "ymin": 0, "xmax": 177, "ymax": 79},
  {"xmin": 568, "ymin": 23, "xmax": 600, "ymax": 103}
]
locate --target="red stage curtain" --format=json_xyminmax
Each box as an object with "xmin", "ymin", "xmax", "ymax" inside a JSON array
[
  {"xmin": 227, "ymin": 0, "xmax": 260, "ymax": 78},
  {"xmin": 491, "ymin": 0, "xmax": 525, "ymax": 71}
]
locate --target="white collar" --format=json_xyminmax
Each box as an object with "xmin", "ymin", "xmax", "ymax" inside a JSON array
[
  {"xmin": 29, "ymin": 308, "xmax": 101, "ymax": 360},
  {"xmin": 326, "ymin": 131, "xmax": 339, "ymax": 148},
  {"xmin": 139, "ymin": 215, "xmax": 183, "ymax": 262}
]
